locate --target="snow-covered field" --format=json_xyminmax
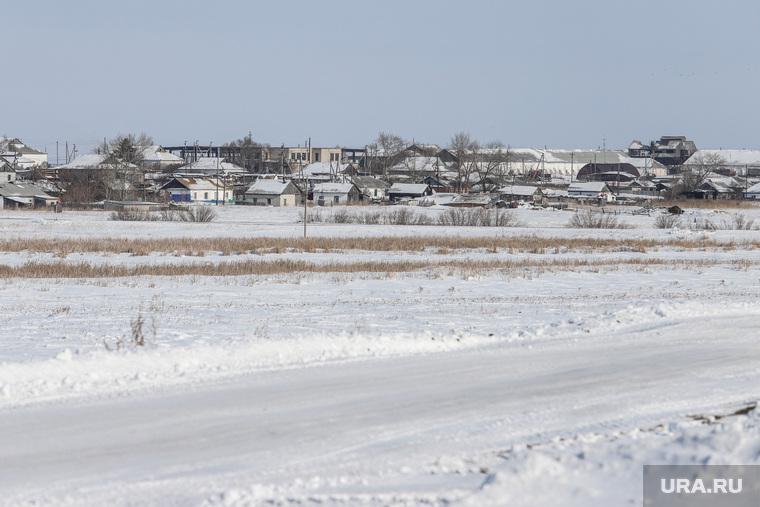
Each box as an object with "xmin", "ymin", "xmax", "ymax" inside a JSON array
[{"xmin": 1, "ymin": 205, "xmax": 760, "ymax": 506}]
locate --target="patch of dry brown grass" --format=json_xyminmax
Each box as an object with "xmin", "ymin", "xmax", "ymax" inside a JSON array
[
  {"xmin": 0, "ymin": 257, "xmax": 750, "ymax": 279},
  {"xmin": 0, "ymin": 235, "xmax": 749, "ymax": 257},
  {"xmin": 661, "ymin": 199, "xmax": 760, "ymax": 209}
]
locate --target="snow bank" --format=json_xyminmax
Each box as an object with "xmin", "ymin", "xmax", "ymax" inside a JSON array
[
  {"xmin": 460, "ymin": 410, "xmax": 760, "ymax": 507},
  {"xmin": 0, "ymin": 331, "xmax": 504, "ymax": 408}
]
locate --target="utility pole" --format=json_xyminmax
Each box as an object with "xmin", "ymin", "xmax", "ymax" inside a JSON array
[
  {"xmin": 212, "ymin": 142, "xmax": 219, "ymax": 206},
  {"xmin": 303, "ymin": 176, "xmax": 308, "ymax": 238},
  {"xmin": 570, "ymin": 152, "xmax": 574, "ymax": 182}
]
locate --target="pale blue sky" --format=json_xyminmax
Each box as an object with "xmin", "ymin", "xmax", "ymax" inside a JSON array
[{"xmin": 3, "ymin": 0, "xmax": 760, "ymax": 154}]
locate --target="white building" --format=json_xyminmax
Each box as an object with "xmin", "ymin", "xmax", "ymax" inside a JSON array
[
  {"xmin": 177, "ymin": 157, "xmax": 247, "ymax": 177},
  {"xmin": 0, "ymin": 161, "xmax": 16, "ymax": 183},
  {"xmin": 159, "ymin": 177, "xmax": 233, "ymax": 204},
  {"xmin": 141, "ymin": 146, "xmax": 185, "ymax": 170},
  {"xmin": 0, "ymin": 138, "xmax": 48, "ymax": 168},
  {"xmin": 744, "ymin": 182, "xmax": 760, "ymax": 200},
  {"xmin": 567, "ymin": 181, "xmax": 614, "ymax": 202},
  {"xmin": 312, "ymin": 182, "xmax": 362, "ymax": 205}
]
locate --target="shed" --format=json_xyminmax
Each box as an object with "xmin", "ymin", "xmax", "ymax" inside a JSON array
[
  {"xmin": 312, "ymin": 182, "xmax": 363, "ymax": 205},
  {"xmin": 387, "ymin": 183, "xmax": 433, "ymax": 202},
  {"xmin": 244, "ymin": 179, "xmax": 302, "ymax": 207}
]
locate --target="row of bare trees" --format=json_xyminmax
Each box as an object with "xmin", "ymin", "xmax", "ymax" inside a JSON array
[{"xmin": 366, "ymin": 131, "xmax": 515, "ymax": 192}]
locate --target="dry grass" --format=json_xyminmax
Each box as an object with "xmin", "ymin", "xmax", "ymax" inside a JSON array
[
  {"xmin": 661, "ymin": 199, "xmax": 760, "ymax": 209},
  {"xmin": 0, "ymin": 256, "xmax": 752, "ymax": 279},
  {"xmin": 0, "ymin": 235, "xmax": 749, "ymax": 257}
]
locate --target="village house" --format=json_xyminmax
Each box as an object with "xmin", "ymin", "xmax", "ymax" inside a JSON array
[
  {"xmin": 159, "ymin": 177, "xmax": 233, "ymax": 204},
  {"xmin": 628, "ymin": 179, "xmax": 659, "ymax": 196},
  {"xmin": 567, "ymin": 181, "xmax": 614, "ymax": 202},
  {"xmin": 684, "ymin": 149, "xmax": 760, "ymax": 177},
  {"xmin": 691, "ymin": 176, "xmax": 745, "ymax": 200},
  {"xmin": 1, "ymin": 160, "xmax": 16, "ymax": 183},
  {"xmin": 141, "ymin": 145, "xmax": 185, "ymax": 171},
  {"xmin": 497, "ymin": 184, "xmax": 543, "ymax": 204},
  {"xmin": 351, "ymin": 176, "xmax": 390, "ymax": 202},
  {"xmin": 244, "ymin": 179, "xmax": 302, "ymax": 206},
  {"xmin": 420, "ymin": 175, "xmax": 455, "ymax": 193},
  {"xmin": 0, "ymin": 182, "xmax": 57, "ymax": 209},
  {"xmin": 628, "ymin": 136, "xmax": 698, "ymax": 166},
  {"xmin": 312, "ymin": 182, "xmax": 362, "ymax": 205},
  {"xmin": 387, "ymin": 183, "xmax": 433, "ymax": 202},
  {"xmin": 175, "ymin": 157, "xmax": 247, "ymax": 177},
  {"xmin": 0, "ymin": 138, "xmax": 48, "ymax": 169},
  {"xmin": 298, "ymin": 161, "xmax": 347, "ymax": 182},
  {"xmin": 743, "ymin": 182, "xmax": 760, "ymax": 200},
  {"xmin": 443, "ymin": 193, "xmax": 495, "ymax": 208}
]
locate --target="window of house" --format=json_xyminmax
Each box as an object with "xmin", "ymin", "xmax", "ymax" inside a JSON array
[
  {"xmin": 204, "ymin": 192, "xmax": 208, "ymax": 200},
  {"xmin": 334, "ymin": 195, "xmax": 339, "ymax": 203},
  {"xmin": 253, "ymin": 197, "xmax": 257, "ymax": 204},
  {"xmin": 267, "ymin": 198, "xmax": 272, "ymax": 205},
  {"xmin": 283, "ymin": 198, "xmax": 288, "ymax": 206},
  {"xmin": 314, "ymin": 153, "xmax": 320, "ymax": 161}
]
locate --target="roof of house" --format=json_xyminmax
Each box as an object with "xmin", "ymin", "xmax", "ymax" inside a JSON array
[
  {"xmin": 700, "ymin": 177, "xmax": 743, "ymax": 192},
  {"xmin": 685, "ymin": 149, "xmax": 760, "ymax": 167},
  {"xmin": 56, "ymin": 154, "xmax": 108, "ymax": 169},
  {"xmin": 745, "ymin": 182, "xmax": 760, "ymax": 193},
  {"xmin": 388, "ymin": 183, "xmax": 430, "ymax": 194},
  {"xmin": 389, "ymin": 156, "xmax": 445, "ymax": 173},
  {"xmin": 631, "ymin": 179, "xmax": 657, "ymax": 188},
  {"xmin": 246, "ymin": 179, "xmax": 299, "ymax": 195},
  {"xmin": 568, "ymin": 181, "xmax": 610, "ymax": 193},
  {"xmin": 161, "ymin": 177, "xmax": 223, "ymax": 191},
  {"xmin": 497, "ymin": 184, "xmax": 539, "ymax": 196},
  {"xmin": 180, "ymin": 157, "xmax": 247, "ymax": 174},
  {"xmin": 141, "ymin": 146, "xmax": 184, "ymax": 164},
  {"xmin": 351, "ymin": 176, "xmax": 390, "ymax": 189},
  {"xmin": 57, "ymin": 154, "xmax": 137, "ymax": 170},
  {"xmin": 0, "ymin": 138, "xmax": 46, "ymax": 156},
  {"xmin": 301, "ymin": 162, "xmax": 349, "ymax": 177},
  {"xmin": 445, "ymin": 193, "xmax": 494, "ymax": 206},
  {"xmin": 312, "ymin": 182, "xmax": 357, "ymax": 194},
  {"xmin": 0, "ymin": 182, "xmax": 54, "ymax": 198}
]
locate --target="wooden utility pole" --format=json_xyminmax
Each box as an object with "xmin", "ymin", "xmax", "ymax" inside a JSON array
[{"xmin": 303, "ymin": 177, "xmax": 308, "ymax": 238}]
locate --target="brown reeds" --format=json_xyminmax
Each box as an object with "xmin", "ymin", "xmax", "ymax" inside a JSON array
[
  {"xmin": 0, "ymin": 235, "xmax": 749, "ymax": 257},
  {"xmin": 0, "ymin": 256, "xmax": 750, "ymax": 279}
]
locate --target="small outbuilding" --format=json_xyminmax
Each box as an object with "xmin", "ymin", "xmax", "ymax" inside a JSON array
[
  {"xmin": 159, "ymin": 177, "xmax": 233, "ymax": 204},
  {"xmin": 351, "ymin": 176, "xmax": 390, "ymax": 202},
  {"xmin": 0, "ymin": 182, "xmax": 57, "ymax": 209},
  {"xmin": 244, "ymin": 179, "xmax": 302, "ymax": 206},
  {"xmin": 387, "ymin": 183, "xmax": 433, "ymax": 202},
  {"xmin": 312, "ymin": 182, "xmax": 363, "ymax": 205}
]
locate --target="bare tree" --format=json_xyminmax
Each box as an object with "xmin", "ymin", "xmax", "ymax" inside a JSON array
[
  {"xmin": 368, "ymin": 132, "xmax": 406, "ymax": 179},
  {"xmin": 476, "ymin": 147, "xmax": 511, "ymax": 191},
  {"xmin": 449, "ymin": 132, "xmax": 480, "ymax": 192},
  {"xmin": 679, "ymin": 152, "xmax": 726, "ymax": 194},
  {"xmin": 224, "ymin": 133, "xmax": 268, "ymax": 172}
]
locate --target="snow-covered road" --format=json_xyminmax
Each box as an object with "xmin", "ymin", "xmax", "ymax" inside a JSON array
[{"xmin": 3, "ymin": 310, "xmax": 759, "ymax": 506}]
